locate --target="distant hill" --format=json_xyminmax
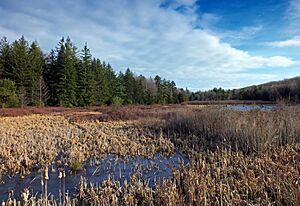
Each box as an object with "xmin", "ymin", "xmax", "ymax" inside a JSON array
[
  {"xmin": 191, "ymin": 76, "xmax": 300, "ymax": 103},
  {"xmin": 243, "ymin": 76, "xmax": 300, "ymax": 91}
]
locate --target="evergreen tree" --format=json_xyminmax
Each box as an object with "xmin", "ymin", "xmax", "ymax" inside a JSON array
[
  {"xmin": 44, "ymin": 49, "xmax": 57, "ymax": 105},
  {"xmin": 134, "ymin": 75, "xmax": 147, "ymax": 104},
  {"xmin": 170, "ymin": 81, "xmax": 177, "ymax": 103},
  {"xmin": 93, "ymin": 59, "xmax": 110, "ymax": 105},
  {"xmin": 113, "ymin": 72, "xmax": 126, "ymax": 104},
  {"xmin": 55, "ymin": 37, "xmax": 77, "ymax": 107},
  {"xmin": 0, "ymin": 79, "xmax": 19, "ymax": 107},
  {"xmin": 27, "ymin": 41, "xmax": 44, "ymax": 106},
  {"xmin": 0, "ymin": 37, "xmax": 12, "ymax": 79},
  {"xmin": 124, "ymin": 68, "xmax": 135, "ymax": 104},
  {"xmin": 0, "ymin": 35, "xmax": 189, "ymax": 107},
  {"xmin": 154, "ymin": 75, "xmax": 163, "ymax": 103},
  {"xmin": 77, "ymin": 44, "xmax": 96, "ymax": 106},
  {"xmin": 105, "ymin": 63, "xmax": 117, "ymax": 104},
  {"xmin": 11, "ymin": 36, "xmax": 30, "ymax": 106}
]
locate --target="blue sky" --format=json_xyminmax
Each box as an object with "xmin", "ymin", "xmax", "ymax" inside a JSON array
[{"xmin": 0, "ymin": 0, "xmax": 300, "ymax": 91}]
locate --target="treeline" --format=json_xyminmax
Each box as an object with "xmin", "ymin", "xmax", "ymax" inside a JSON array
[
  {"xmin": 0, "ymin": 36, "xmax": 189, "ymax": 107},
  {"xmin": 191, "ymin": 77, "xmax": 300, "ymax": 103}
]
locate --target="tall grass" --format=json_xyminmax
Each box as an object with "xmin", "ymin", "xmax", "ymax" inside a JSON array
[
  {"xmin": 0, "ymin": 105, "xmax": 300, "ymax": 205},
  {"xmin": 3, "ymin": 144, "xmax": 298, "ymax": 206},
  {"xmin": 166, "ymin": 106, "xmax": 300, "ymax": 155}
]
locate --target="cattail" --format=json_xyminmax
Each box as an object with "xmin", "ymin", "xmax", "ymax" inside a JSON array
[
  {"xmin": 58, "ymin": 171, "xmax": 62, "ymax": 179},
  {"xmin": 21, "ymin": 189, "xmax": 29, "ymax": 203},
  {"xmin": 44, "ymin": 166, "xmax": 49, "ymax": 204},
  {"xmin": 44, "ymin": 167, "xmax": 49, "ymax": 180},
  {"xmin": 63, "ymin": 170, "xmax": 66, "ymax": 204},
  {"xmin": 41, "ymin": 178, "xmax": 44, "ymax": 187},
  {"xmin": 58, "ymin": 170, "xmax": 63, "ymax": 205},
  {"xmin": 51, "ymin": 165, "xmax": 55, "ymax": 173}
]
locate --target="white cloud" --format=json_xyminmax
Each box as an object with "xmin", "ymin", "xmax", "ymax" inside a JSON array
[
  {"xmin": 267, "ymin": 36, "xmax": 300, "ymax": 47},
  {"xmin": 195, "ymin": 13, "xmax": 263, "ymax": 42},
  {"xmin": 0, "ymin": 0, "xmax": 297, "ymax": 90},
  {"xmin": 286, "ymin": 0, "xmax": 300, "ymax": 34},
  {"xmin": 221, "ymin": 25, "xmax": 263, "ymax": 41}
]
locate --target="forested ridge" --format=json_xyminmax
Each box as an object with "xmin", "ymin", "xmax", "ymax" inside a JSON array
[
  {"xmin": 1, "ymin": 36, "xmax": 299, "ymax": 108},
  {"xmin": 190, "ymin": 77, "xmax": 300, "ymax": 103},
  {"xmin": 0, "ymin": 36, "xmax": 190, "ymax": 107}
]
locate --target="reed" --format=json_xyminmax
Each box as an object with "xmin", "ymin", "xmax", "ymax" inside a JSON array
[
  {"xmin": 166, "ymin": 106, "xmax": 300, "ymax": 155},
  {"xmin": 0, "ymin": 105, "xmax": 299, "ymax": 205},
  {"xmin": 40, "ymin": 144, "xmax": 297, "ymax": 206}
]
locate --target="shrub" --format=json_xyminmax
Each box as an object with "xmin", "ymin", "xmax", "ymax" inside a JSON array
[{"xmin": 111, "ymin": 96, "xmax": 124, "ymax": 106}]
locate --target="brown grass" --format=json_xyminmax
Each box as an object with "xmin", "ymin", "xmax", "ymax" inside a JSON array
[
  {"xmin": 187, "ymin": 100, "xmax": 276, "ymax": 105},
  {"xmin": 166, "ymin": 106, "xmax": 300, "ymax": 155},
  {"xmin": 6, "ymin": 144, "xmax": 298, "ymax": 206},
  {"xmin": 0, "ymin": 114, "xmax": 174, "ymax": 176},
  {"xmin": 0, "ymin": 105, "xmax": 300, "ymax": 205}
]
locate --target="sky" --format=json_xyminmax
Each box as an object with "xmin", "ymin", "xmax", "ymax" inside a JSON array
[{"xmin": 0, "ymin": 0, "xmax": 300, "ymax": 91}]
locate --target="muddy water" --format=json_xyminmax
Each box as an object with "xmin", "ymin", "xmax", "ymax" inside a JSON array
[{"xmin": 0, "ymin": 153, "xmax": 188, "ymax": 201}]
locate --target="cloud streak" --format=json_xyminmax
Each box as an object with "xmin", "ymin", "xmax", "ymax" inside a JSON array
[
  {"xmin": 286, "ymin": 0, "xmax": 300, "ymax": 35},
  {"xmin": 0, "ymin": 0, "xmax": 297, "ymax": 90},
  {"xmin": 267, "ymin": 36, "xmax": 300, "ymax": 47}
]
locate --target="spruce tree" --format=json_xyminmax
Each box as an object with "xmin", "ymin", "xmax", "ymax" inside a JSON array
[
  {"xmin": 0, "ymin": 79, "xmax": 19, "ymax": 107},
  {"xmin": 11, "ymin": 36, "xmax": 30, "ymax": 106},
  {"xmin": 27, "ymin": 41, "xmax": 44, "ymax": 106},
  {"xmin": 44, "ymin": 50, "xmax": 58, "ymax": 105},
  {"xmin": 124, "ymin": 68, "xmax": 135, "ymax": 104},
  {"xmin": 93, "ymin": 59, "xmax": 110, "ymax": 105},
  {"xmin": 134, "ymin": 75, "xmax": 147, "ymax": 104},
  {"xmin": 55, "ymin": 37, "xmax": 77, "ymax": 107},
  {"xmin": 0, "ymin": 36, "xmax": 189, "ymax": 107},
  {"xmin": 0, "ymin": 37, "xmax": 12, "ymax": 79},
  {"xmin": 105, "ymin": 63, "xmax": 117, "ymax": 103},
  {"xmin": 77, "ymin": 44, "xmax": 96, "ymax": 106},
  {"xmin": 113, "ymin": 72, "xmax": 126, "ymax": 105}
]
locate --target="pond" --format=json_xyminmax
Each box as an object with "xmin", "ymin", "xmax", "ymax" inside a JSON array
[
  {"xmin": 225, "ymin": 105, "xmax": 276, "ymax": 111},
  {"xmin": 0, "ymin": 153, "xmax": 188, "ymax": 201}
]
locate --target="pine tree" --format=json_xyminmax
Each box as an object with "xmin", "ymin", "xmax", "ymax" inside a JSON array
[
  {"xmin": 93, "ymin": 59, "xmax": 110, "ymax": 105},
  {"xmin": 27, "ymin": 41, "xmax": 44, "ymax": 106},
  {"xmin": 0, "ymin": 37, "xmax": 12, "ymax": 79},
  {"xmin": 105, "ymin": 63, "xmax": 117, "ymax": 104},
  {"xmin": 11, "ymin": 36, "xmax": 30, "ymax": 106},
  {"xmin": 154, "ymin": 75, "xmax": 164, "ymax": 104},
  {"xmin": 0, "ymin": 79, "xmax": 19, "ymax": 107},
  {"xmin": 55, "ymin": 37, "xmax": 77, "ymax": 107},
  {"xmin": 77, "ymin": 44, "xmax": 96, "ymax": 106},
  {"xmin": 113, "ymin": 72, "xmax": 126, "ymax": 105},
  {"xmin": 124, "ymin": 68, "xmax": 135, "ymax": 104},
  {"xmin": 44, "ymin": 49, "xmax": 57, "ymax": 105},
  {"xmin": 0, "ymin": 36, "xmax": 189, "ymax": 107},
  {"xmin": 134, "ymin": 75, "xmax": 147, "ymax": 104}
]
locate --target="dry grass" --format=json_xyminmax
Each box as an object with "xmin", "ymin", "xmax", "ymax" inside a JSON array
[
  {"xmin": 0, "ymin": 114, "xmax": 174, "ymax": 177},
  {"xmin": 4, "ymin": 144, "xmax": 298, "ymax": 206},
  {"xmin": 0, "ymin": 105, "xmax": 300, "ymax": 205},
  {"xmin": 75, "ymin": 144, "xmax": 299, "ymax": 206},
  {"xmin": 186, "ymin": 100, "xmax": 276, "ymax": 105},
  {"xmin": 166, "ymin": 106, "xmax": 300, "ymax": 155}
]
